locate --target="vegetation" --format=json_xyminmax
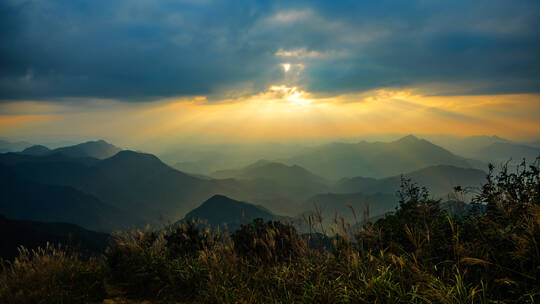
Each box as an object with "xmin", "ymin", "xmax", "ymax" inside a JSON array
[{"xmin": 1, "ymin": 160, "xmax": 539, "ymax": 303}]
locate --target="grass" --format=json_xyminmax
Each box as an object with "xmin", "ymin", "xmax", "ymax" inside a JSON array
[{"xmin": 1, "ymin": 159, "xmax": 539, "ymax": 303}]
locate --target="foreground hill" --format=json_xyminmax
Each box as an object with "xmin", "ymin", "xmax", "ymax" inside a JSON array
[
  {"xmin": 181, "ymin": 195, "xmax": 280, "ymax": 230},
  {"xmin": 22, "ymin": 140, "xmax": 121, "ymax": 159},
  {"xmin": 0, "ymin": 215, "xmax": 109, "ymax": 260},
  {"xmin": 0, "ymin": 164, "xmax": 132, "ymax": 232},
  {"xmin": 334, "ymin": 165, "xmax": 486, "ymax": 197},
  {"xmin": 285, "ymin": 135, "xmax": 484, "ymax": 179}
]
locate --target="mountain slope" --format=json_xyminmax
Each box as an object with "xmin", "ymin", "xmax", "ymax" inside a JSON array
[
  {"xmin": 213, "ymin": 160, "xmax": 328, "ymax": 195},
  {"xmin": 0, "ymin": 215, "xmax": 109, "ymax": 260},
  {"xmin": 335, "ymin": 165, "xmax": 486, "ymax": 197},
  {"xmin": 0, "ymin": 164, "xmax": 132, "ymax": 232},
  {"xmin": 182, "ymin": 195, "xmax": 279, "ymax": 230},
  {"xmin": 285, "ymin": 135, "xmax": 482, "ymax": 179},
  {"xmin": 422, "ymin": 135, "xmax": 511, "ymax": 157}
]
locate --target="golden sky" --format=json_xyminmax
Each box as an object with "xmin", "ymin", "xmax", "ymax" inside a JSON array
[{"xmin": 1, "ymin": 88, "xmax": 539, "ymax": 145}]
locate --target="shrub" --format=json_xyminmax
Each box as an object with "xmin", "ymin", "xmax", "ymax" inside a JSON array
[{"xmin": 105, "ymin": 227, "xmax": 170, "ymax": 299}]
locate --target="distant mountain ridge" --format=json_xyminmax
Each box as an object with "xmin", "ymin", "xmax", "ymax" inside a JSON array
[
  {"xmin": 335, "ymin": 165, "xmax": 486, "ymax": 197},
  {"xmin": 213, "ymin": 160, "xmax": 326, "ymax": 183},
  {"xmin": 285, "ymin": 135, "xmax": 484, "ymax": 179},
  {"xmin": 477, "ymin": 142, "xmax": 540, "ymax": 163},
  {"xmin": 22, "ymin": 140, "xmax": 121, "ymax": 159}
]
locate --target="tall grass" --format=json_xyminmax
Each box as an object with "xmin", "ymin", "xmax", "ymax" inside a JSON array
[{"xmin": 0, "ymin": 243, "xmax": 105, "ymax": 303}]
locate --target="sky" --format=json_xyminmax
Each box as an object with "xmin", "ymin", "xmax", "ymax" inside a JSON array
[{"xmin": 1, "ymin": 0, "xmax": 539, "ymax": 146}]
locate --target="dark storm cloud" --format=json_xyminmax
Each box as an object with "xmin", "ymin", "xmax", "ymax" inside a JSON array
[{"xmin": 1, "ymin": 0, "xmax": 539, "ymax": 101}]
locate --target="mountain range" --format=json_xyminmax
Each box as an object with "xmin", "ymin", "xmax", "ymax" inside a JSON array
[
  {"xmin": 334, "ymin": 165, "xmax": 486, "ymax": 197},
  {"xmin": 22, "ymin": 140, "xmax": 122, "ymax": 159},
  {"xmin": 0, "ymin": 135, "xmax": 511, "ymax": 232},
  {"xmin": 283, "ymin": 135, "xmax": 485, "ymax": 179}
]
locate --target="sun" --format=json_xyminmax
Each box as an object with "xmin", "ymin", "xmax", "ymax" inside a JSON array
[{"xmin": 282, "ymin": 63, "xmax": 291, "ymax": 72}]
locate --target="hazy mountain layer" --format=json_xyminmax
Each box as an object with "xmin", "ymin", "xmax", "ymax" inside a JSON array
[
  {"xmin": 335, "ymin": 165, "xmax": 486, "ymax": 197},
  {"xmin": 284, "ymin": 135, "xmax": 484, "ymax": 179},
  {"xmin": 22, "ymin": 140, "xmax": 122, "ymax": 159},
  {"xmin": 477, "ymin": 142, "xmax": 540, "ymax": 163}
]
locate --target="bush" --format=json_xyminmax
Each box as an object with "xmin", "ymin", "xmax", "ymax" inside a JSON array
[
  {"xmin": 165, "ymin": 220, "xmax": 218, "ymax": 258},
  {"xmin": 0, "ymin": 243, "xmax": 105, "ymax": 304}
]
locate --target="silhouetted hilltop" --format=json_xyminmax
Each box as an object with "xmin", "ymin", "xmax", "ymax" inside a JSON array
[
  {"xmin": 182, "ymin": 195, "xmax": 279, "ymax": 230},
  {"xmin": 0, "ymin": 215, "xmax": 109, "ymax": 260},
  {"xmin": 21, "ymin": 144, "xmax": 51, "ymax": 155}
]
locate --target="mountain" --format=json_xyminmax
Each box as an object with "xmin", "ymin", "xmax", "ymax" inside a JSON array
[
  {"xmin": 0, "ymin": 149, "xmax": 242, "ymax": 224},
  {"xmin": 420, "ymin": 135, "xmax": 511, "ymax": 158},
  {"xmin": 477, "ymin": 142, "xmax": 540, "ymax": 163},
  {"xmin": 21, "ymin": 145, "xmax": 51, "ymax": 155},
  {"xmin": 213, "ymin": 160, "xmax": 326, "ymax": 183},
  {"xmin": 285, "ymin": 135, "xmax": 484, "ymax": 179},
  {"xmin": 0, "ymin": 215, "xmax": 109, "ymax": 260},
  {"xmin": 0, "ymin": 164, "xmax": 132, "ymax": 232},
  {"xmin": 50, "ymin": 140, "xmax": 122, "ymax": 159},
  {"xmin": 181, "ymin": 195, "xmax": 279, "ymax": 230},
  {"xmin": 212, "ymin": 160, "xmax": 328, "ymax": 194},
  {"xmin": 335, "ymin": 165, "xmax": 486, "ymax": 197},
  {"xmin": 210, "ymin": 160, "xmax": 330, "ymax": 215},
  {"xmin": 17, "ymin": 140, "xmax": 121, "ymax": 159}
]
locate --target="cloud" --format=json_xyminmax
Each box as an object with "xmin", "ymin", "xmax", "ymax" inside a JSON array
[{"xmin": 0, "ymin": 0, "xmax": 539, "ymax": 102}]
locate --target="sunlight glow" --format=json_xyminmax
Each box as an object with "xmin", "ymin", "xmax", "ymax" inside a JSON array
[{"xmin": 269, "ymin": 85, "xmax": 312, "ymax": 105}]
